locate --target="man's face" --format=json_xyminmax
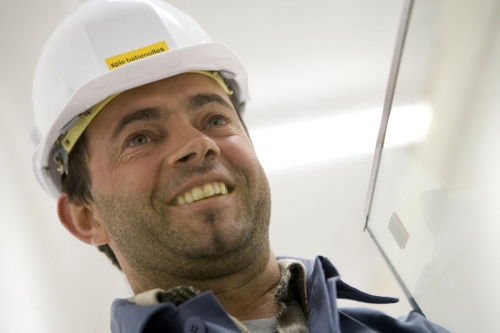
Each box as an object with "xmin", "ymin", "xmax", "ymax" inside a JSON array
[{"xmin": 84, "ymin": 74, "xmax": 271, "ymax": 282}]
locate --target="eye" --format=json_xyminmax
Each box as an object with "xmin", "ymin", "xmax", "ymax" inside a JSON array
[
  {"xmin": 128, "ymin": 134, "xmax": 151, "ymax": 147},
  {"xmin": 207, "ymin": 115, "xmax": 228, "ymax": 127}
]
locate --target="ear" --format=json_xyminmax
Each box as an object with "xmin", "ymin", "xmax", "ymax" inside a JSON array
[{"xmin": 57, "ymin": 193, "xmax": 110, "ymax": 246}]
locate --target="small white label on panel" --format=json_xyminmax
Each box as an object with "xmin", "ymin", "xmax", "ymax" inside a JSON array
[{"xmin": 388, "ymin": 212, "xmax": 409, "ymax": 249}]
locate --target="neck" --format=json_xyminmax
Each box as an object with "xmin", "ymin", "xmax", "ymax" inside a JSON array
[
  {"xmin": 121, "ymin": 249, "xmax": 281, "ymax": 321},
  {"xmin": 205, "ymin": 253, "xmax": 281, "ymax": 321}
]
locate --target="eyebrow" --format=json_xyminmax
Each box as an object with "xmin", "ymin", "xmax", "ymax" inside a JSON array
[
  {"xmin": 109, "ymin": 93, "xmax": 232, "ymax": 141},
  {"xmin": 111, "ymin": 107, "xmax": 161, "ymax": 141},
  {"xmin": 187, "ymin": 93, "xmax": 233, "ymax": 111}
]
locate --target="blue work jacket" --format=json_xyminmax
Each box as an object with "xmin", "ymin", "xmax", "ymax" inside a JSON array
[{"xmin": 111, "ymin": 256, "xmax": 449, "ymax": 333}]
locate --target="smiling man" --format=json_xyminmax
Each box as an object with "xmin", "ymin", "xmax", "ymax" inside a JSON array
[
  {"xmin": 31, "ymin": 0, "xmax": 449, "ymax": 332},
  {"xmin": 59, "ymin": 74, "xmax": 278, "ymax": 321}
]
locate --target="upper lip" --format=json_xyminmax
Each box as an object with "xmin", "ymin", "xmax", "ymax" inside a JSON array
[{"xmin": 167, "ymin": 172, "xmax": 234, "ymax": 204}]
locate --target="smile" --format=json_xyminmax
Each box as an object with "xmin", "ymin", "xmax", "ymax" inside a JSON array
[{"xmin": 176, "ymin": 181, "xmax": 229, "ymax": 205}]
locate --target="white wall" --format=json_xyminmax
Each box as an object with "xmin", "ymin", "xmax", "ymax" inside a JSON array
[{"xmin": 367, "ymin": 0, "xmax": 500, "ymax": 332}]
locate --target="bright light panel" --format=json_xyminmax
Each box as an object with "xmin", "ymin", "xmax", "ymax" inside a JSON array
[{"xmin": 250, "ymin": 103, "xmax": 432, "ymax": 172}]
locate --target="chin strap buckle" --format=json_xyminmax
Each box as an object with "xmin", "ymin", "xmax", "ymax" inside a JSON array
[{"xmin": 53, "ymin": 140, "xmax": 69, "ymax": 175}]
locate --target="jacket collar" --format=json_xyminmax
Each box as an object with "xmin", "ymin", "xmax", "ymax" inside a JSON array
[
  {"xmin": 111, "ymin": 256, "xmax": 398, "ymax": 333},
  {"xmin": 280, "ymin": 256, "xmax": 398, "ymax": 333}
]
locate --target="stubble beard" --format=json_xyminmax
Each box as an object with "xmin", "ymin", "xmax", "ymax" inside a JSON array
[{"xmin": 92, "ymin": 161, "xmax": 272, "ymax": 282}]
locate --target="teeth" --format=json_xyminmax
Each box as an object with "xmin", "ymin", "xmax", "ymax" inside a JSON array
[
  {"xmin": 203, "ymin": 183, "xmax": 215, "ymax": 197},
  {"xmin": 212, "ymin": 182, "xmax": 221, "ymax": 194},
  {"xmin": 176, "ymin": 181, "xmax": 229, "ymax": 205},
  {"xmin": 177, "ymin": 195, "xmax": 186, "ymax": 205},
  {"xmin": 192, "ymin": 187, "xmax": 205, "ymax": 201},
  {"xmin": 185, "ymin": 192, "xmax": 194, "ymax": 204}
]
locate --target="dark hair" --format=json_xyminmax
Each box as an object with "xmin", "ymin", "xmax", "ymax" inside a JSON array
[{"xmin": 61, "ymin": 93, "xmax": 246, "ymax": 271}]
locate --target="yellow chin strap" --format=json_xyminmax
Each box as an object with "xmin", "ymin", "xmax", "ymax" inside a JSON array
[
  {"xmin": 58, "ymin": 71, "xmax": 233, "ymax": 157},
  {"xmin": 59, "ymin": 94, "xmax": 119, "ymax": 154}
]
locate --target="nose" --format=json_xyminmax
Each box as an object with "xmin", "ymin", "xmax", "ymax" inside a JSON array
[{"xmin": 167, "ymin": 126, "xmax": 221, "ymax": 167}]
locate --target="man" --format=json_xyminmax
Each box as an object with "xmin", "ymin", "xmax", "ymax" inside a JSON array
[{"xmin": 31, "ymin": 0, "xmax": 449, "ymax": 332}]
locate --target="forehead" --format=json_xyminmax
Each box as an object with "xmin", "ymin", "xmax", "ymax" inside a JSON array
[
  {"xmin": 113, "ymin": 73, "xmax": 229, "ymax": 111},
  {"xmin": 89, "ymin": 73, "xmax": 232, "ymax": 129}
]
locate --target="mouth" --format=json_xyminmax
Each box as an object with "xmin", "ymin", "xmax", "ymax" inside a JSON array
[{"xmin": 175, "ymin": 181, "xmax": 229, "ymax": 206}]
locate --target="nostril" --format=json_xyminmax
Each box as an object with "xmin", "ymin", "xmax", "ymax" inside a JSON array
[
  {"xmin": 168, "ymin": 135, "xmax": 221, "ymax": 167},
  {"xmin": 178, "ymin": 149, "xmax": 216, "ymax": 164},
  {"xmin": 179, "ymin": 154, "xmax": 191, "ymax": 163},
  {"xmin": 205, "ymin": 149, "xmax": 217, "ymax": 159}
]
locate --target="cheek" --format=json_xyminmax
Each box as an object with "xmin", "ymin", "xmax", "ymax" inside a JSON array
[
  {"xmin": 220, "ymin": 135, "xmax": 262, "ymax": 171},
  {"xmin": 89, "ymin": 149, "xmax": 165, "ymax": 196}
]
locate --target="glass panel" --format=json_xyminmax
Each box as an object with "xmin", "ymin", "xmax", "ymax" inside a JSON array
[{"xmin": 367, "ymin": 0, "xmax": 500, "ymax": 331}]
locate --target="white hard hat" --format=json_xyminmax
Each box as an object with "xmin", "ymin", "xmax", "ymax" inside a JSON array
[{"xmin": 31, "ymin": 0, "xmax": 248, "ymax": 199}]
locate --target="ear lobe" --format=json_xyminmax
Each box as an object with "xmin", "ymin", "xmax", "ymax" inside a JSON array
[{"xmin": 57, "ymin": 193, "xmax": 110, "ymax": 246}]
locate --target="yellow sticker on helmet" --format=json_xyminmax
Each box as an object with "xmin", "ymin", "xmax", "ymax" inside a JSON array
[{"xmin": 105, "ymin": 41, "xmax": 169, "ymax": 70}]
